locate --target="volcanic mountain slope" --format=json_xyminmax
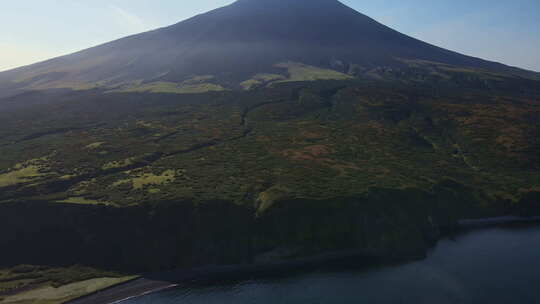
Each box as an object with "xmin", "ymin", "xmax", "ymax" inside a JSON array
[{"xmin": 1, "ymin": 0, "xmax": 538, "ymax": 97}]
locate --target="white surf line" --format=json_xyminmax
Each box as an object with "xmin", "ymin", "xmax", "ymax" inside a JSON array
[{"xmin": 109, "ymin": 283, "xmax": 180, "ymax": 304}]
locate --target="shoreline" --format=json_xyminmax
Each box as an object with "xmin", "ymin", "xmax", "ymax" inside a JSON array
[
  {"xmin": 66, "ymin": 278, "xmax": 176, "ymax": 304},
  {"xmin": 457, "ymin": 216, "xmax": 540, "ymax": 228},
  {"xmin": 66, "ymin": 215, "xmax": 540, "ymax": 304},
  {"xmin": 108, "ymin": 283, "xmax": 179, "ymax": 304}
]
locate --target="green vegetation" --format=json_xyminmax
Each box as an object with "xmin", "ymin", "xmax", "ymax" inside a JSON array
[
  {"xmin": 102, "ymin": 157, "xmax": 136, "ymax": 170},
  {"xmin": 0, "ymin": 76, "xmax": 538, "ymax": 207},
  {"xmin": 396, "ymin": 58, "xmax": 509, "ymax": 82},
  {"xmin": 84, "ymin": 142, "xmax": 105, "ymax": 150},
  {"xmin": 0, "ymin": 157, "xmax": 52, "ymax": 188},
  {"xmin": 0, "ymin": 277, "xmax": 134, "ymax": 304},
  {"xmin": 113, "ymin": 169, "xmax": 176, "ymax": 190},
  {"xmin": 109, "ymin": 76, "xmax": 227, "ymax": 94},
  {"xmin": 240, "ymin": 74, "xmax": 286, "ymax": 90},
  {"xmin": 112, "ymin": 81, "xmax": 227, "ymax": 94},
  {"xmin": 274, "ymin": 62, "xmax": 353, "ymax": 83},
  {"xmin": 240, "ymin": 62, "xmax": 355, "ymax": 90},
  {"xmin": 56, "ymin": 197, "xmax": 112, "ymax": 206},
  {"xmin": 0, "ymin": 265, "xmax": 134, "ymax": 304},
  {"xmin": 0, "ymin": 166, "xmax": 44, "ymax": 188}
]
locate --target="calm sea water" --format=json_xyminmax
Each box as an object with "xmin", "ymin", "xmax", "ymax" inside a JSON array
[{"xmin": 125, "ymin": 224, "xmax": 540, "ymax": 304}]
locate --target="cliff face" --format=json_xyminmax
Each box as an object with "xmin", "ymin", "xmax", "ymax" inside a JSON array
[{"xmin": 2, "ymin": 183, "xmax": 530, "ymax": 273}]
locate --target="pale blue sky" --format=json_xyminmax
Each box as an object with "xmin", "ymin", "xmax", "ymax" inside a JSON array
[{"xmin": 1, "ymin": 0, "xmax": 539, "ymax": 72}]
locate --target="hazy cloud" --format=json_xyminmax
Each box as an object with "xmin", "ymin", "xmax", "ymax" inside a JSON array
[
  {"xmin": 109, "ymin": 4, "xmax": 150, "ymax": 33},
  {"xmin": 0, "ymin": 44, "xmax": 60, "ymax": 72}
]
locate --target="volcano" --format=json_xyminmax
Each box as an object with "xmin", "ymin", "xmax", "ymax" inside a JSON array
[
  {"xmin": 1, "ymin": 0, "xmax": 540, "ymax": 292},
  {"xmin": 1, "ymin": 0, "xmax": 537, "ymax": 95}
]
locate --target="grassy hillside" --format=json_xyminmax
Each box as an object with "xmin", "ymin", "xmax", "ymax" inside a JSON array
[
  {"xmin": 0, "ymin": 265, "xmax": 134, "ymax": 304},
  {"xmin": 0, "ymin": 75, "xmax": 538, "ymax": 301},
  {"xmin": 0, "ymin": 76, "xmax": 539, "ymax": 208}
]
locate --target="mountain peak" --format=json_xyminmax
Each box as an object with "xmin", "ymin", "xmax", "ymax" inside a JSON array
[
  {"xmin": 233, "ymin": 0, "xmax": 339, "ymax": 5},
  {"xmin": 229, "ymin": 0, "xmax": 353, "ymax": 14},
  {"xmin": 233, "ymin": 0, "xmax": 340, "ymax": 5},
  {"xmin": 0, "ymin": 0, "xmax": 533, "ymax": 95}
]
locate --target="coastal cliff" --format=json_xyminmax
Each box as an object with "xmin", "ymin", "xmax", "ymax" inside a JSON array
[{"xmin": 2, "ymin": 184, "xmax": 534, "ymax": 273}]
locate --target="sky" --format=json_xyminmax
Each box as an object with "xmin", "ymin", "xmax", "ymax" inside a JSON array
[{"xmin": 1, "ymin": 0, "xmax": 539, "ymax": 72}]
